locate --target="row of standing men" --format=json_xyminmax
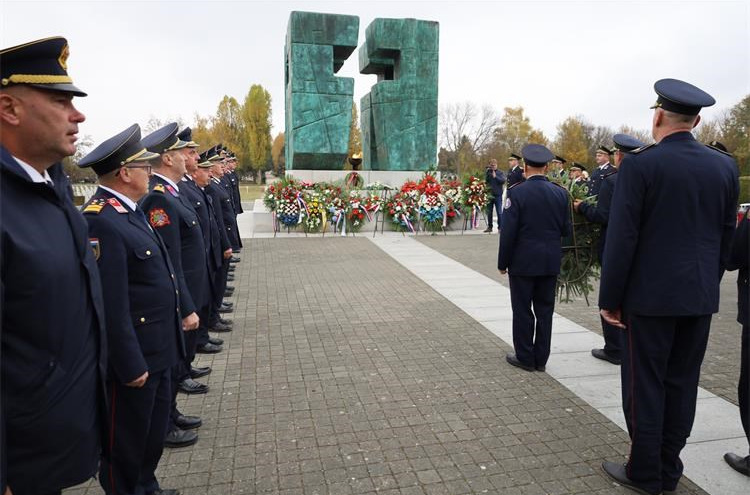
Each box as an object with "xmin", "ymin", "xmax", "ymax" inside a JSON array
[
  {"xmin": 0, "ymin": 36, "xmax": 244, "ymax": 495},
  {"xmin": 79, "ymin": 122, "xmax": 245, "ymax": 495}
]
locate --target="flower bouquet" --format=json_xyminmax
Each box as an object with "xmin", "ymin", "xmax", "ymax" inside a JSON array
[
  {"xmin": 461, "ymin": 175, "xmax": 488, "ymax": 229},
  {"xmin": 344, "ymin": 171, "xmax": 363, "ymax": 189},
  {"xmin": 302, "ymin": 191, "xmax": 326, "ymax": 233},
  {"xmin": 345, "ymin": 193, "xmax": 368, "ymax": 234},
  {"xmin": 385, "ymin": 190, "xmax": 418, "ymax": 232},
  {"xmin": 262, "ymin": 183, "xmax": 279, "ymax": 212},
  {"xmin": 441, "ymin": 178, "xmax": 463, "ymax": 227},
  {"xmin": 361, "ymin": 192, "xmax": 383, "ymax": 222},
  {"xmin": 276, "ymin": 196, "xmax": 302, "ymax": 227}
]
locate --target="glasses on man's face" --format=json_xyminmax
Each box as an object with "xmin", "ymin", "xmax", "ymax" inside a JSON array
[
  {"xmin": 125, "ymin": 164, "xmax": 152, "ymax": 173},
  {"xmin": 116, "ymin": 164, "xmax": 152, "ymax": 176}
]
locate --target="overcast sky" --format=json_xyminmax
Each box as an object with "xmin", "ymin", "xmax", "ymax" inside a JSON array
[{"xmin": 2, "ymin": 0, "xmax": 748, "ymax": 148}]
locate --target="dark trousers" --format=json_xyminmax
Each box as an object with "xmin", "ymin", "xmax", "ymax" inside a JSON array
[
  {"xmin": 194, "ymin": 303, "xmax": 211, "ymax": 349},
  {"xmin": 740, "ymin": 324, "xmax": 749, "ymax": 448},
  {"xmin": 602, "ymin": 316, "xmax": 623, "ymax": 358},
  {"xmin": 486, "ymin": 195, "xmax": 502, "ymax": 230},
  {"xmin": 621, "ymin": 313, "xmax": 711, "ymax": 493},
  {"xmin": 99, "ymin": 369, "xmax": 171, "ymax": 495},
  {"xmin": 210, "ymin": 259, "xmax": 230, "ymax": 325},
  {"xmin": 509, "ymin": 275, "xmax": 557, "ymax": 368}
]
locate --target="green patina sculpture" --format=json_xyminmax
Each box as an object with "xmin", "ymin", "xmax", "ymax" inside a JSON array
[
  {"xmin": 285, "ymin": 11, "xmax": 359, "ymax": 170},
  {"xmin": 360, "ymin": 18, "xmax": 439, "ymax": 171}
]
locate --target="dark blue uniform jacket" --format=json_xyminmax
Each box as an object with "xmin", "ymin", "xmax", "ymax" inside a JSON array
[
  {"xmin": 728, "ymin": 210, "xmax": 749, "ymax": 326},
  {"xmin": 498, "ymin": 175, "xmax": 571, "ymax": 276},
  {"xmin": 139, "ymin": 176, "xmax": 209, "ymax": 316},
  {"xmin": 1, "ymin": 147, "xmax": 107, "ymax": 495},
  {"xmin": 588, "ymin": 162, "xmax": 614, "ymax": 196},
  {"xmin": 228, "ymin": 170, "xmax": 244, "ymax": 214},
  {"xmin": 599, "ymin": 132, "xmax": 739, "ymax": 315},
  {"xmin": 83, "ymin": 188, "xmax": 183, "ymax": 384},
  {"xmin": 210, "ymin": 177, "xmax": 239, "ymax": 248},
  {"xmin": 579, "ymin": 170, "xmax": 617, "ymax": 262},
  {"xmin": 506, "ymin": 165, "xmax": 525, "ymax": 188}
]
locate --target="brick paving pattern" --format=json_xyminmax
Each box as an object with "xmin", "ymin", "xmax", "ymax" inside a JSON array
[
  {"xmin": 416, "ymin": 234, "xmax": 744, "ymax": 406},
  {"xmin": 64, "ymin": 237, "xmax": 710, "ymax": 494}
]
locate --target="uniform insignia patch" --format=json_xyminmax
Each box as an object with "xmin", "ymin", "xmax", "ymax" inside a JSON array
[
  {"xmin": 166, "ymin": 185, "xmax": 179, "ymax": 197},
  {"xmin": 89, "ymin": 238, "xmax": 100, "ymax": 260},
  {"xmin": 149, "ymin": 208, "xmax": 171, "ymax": 227},
  {"xmin": 153, "ymin": 183, "xmax": 166, "ymax": 193},
  {"xmin": 107, "ymin": 197, "xmax": 128, "ymax": 214},
  {"xmin": 504, "ymin": 198, "xmax": 512, "ymax": 210},
  {"xmin": 83, "ymin": 201, "xmax": 104, "ymax": 214}
]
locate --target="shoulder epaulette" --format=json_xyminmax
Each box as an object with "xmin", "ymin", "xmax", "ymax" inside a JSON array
[
  {"xmin": 82, "ymin": 197, "xmax": 106, "ymax": 214},
  {"xmin": 603, "ymin": 169, "xmax": 618, "ymax": 179},
  {"xmin": 153, "ymin": 183, "xmax": 166, "ymax": 193},
  {"xmin": 631, "ymin": 143, "xmax": 656, "ymax": 154},
  {"xmin": 706, "ymin": 143, "xmax": 733, "ymax": 157},
  {"xmin": 508, "ymin": 181, "xmax": 522, "ymax": 190}
]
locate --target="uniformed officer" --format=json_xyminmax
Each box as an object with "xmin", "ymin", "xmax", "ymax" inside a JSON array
[
  {"xmin": 79, "ymin": 124, "xmax": 183, "ymax": 495},
  {"xmin": 599, "ymin": 79, "xmax": 739, "ymax": 495},
  {"xmin": 205, "ymin": 147, "xmax": 237, "ymax": 330},
  {"xmin": 725, "ymin": 206, "xmax": 749, "ymax": 476},
  {"xmin": 483, "ymin": 158, "xmax": 506, "ymax": 233},
  {"xmin": 140, "ymin": 123, "xmax": 210, "ymax": 449},
  {"xmin": 175, "ymin": 128, "xmax": 223, "ymax": 374},
  {"xmin": 498, "ymin": 144, "xmax": 571, "ymax": 373},
  {"xmin": 550, "ymin": 154, "xmax": 567, "ymax": 179},
  {"xmin": 0, "ymin": 36, "xmax": 107, "ymax": 495},
  {"xmin": 224, "ymin": 150, "xmax": 244, "ymax": 255},
  {"xmin": 588, "ymin": 145, "xmax": 614, "ymax": 196},
  {"xmin": 506, "ymin": 152, "xmax": 525, "ymax": 187},
  {"xmin": 575, "ymin": 134, "xmax": 645, "ymax": 367},
  {"xmin": 568, "ymin": 162, "xmax": 587, "ymax": 186}
]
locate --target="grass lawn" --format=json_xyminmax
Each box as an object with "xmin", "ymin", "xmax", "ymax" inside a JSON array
[{"xmin": 239, "ymin": 183, "xmax": 265, "ymax": 202}]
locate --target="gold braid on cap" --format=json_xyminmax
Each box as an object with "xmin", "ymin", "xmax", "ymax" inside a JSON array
[
  {"xmin": 1, "ymin": 74, "xmax": 73, "ymax": 86},
  {"xmin": 121, "ymin": 148, "xmax": 150, "ymax": 166}
]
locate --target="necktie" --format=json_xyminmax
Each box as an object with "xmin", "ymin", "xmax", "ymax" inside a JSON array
[{"xmin": 134, "ymin": 206, "xmax": 151, "ymax": 229}]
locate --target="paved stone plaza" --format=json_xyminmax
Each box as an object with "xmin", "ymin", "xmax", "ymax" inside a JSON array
[{"xmin": 64, "ymin": 229, "xmax": 748, "ymax": 495}]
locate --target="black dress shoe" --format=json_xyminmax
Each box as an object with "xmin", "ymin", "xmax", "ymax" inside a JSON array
[
  {"xmin": 196, "ymin": 342, "xmax": 223, "ymax": 354},
  {"xmin": 591, "ymin": 348, "xmax": 622, "ymax": 365},
  {"xmin": 230, "ymin": 256, "xmax": 241, "ymax": 263},
  {"xmin": 210, "ymin": 321, "xmax": 232, "ymax": 333},
  {"xmin": 190, "ymin": 366, "xmax": 211, "ymax": 379},
  {"xmin": 601, "ymin": 461, "xmax": 661, "ymax": 495},
  {"xmin": 218, "ymin": 306, "xmax": 233, "ymax": 314},
  {"xmin": 535, "ymin": 365, "xmax": 546, "ymax": 372},
  {"xmin": 178, "ymin": 378, "xmax": 209, "ymax": 394},
  {"xmin": 221, "ymin": 302, "xmax": 234, "ymax": 309},
  {"xmin": 483, "ymin": 227, "xmax": 492, "ymax": 233},
  {"xmin": 724, "ymin": 452, "xmax": 750, "ymax": 476},
  {"xmin": 228, "ymin": 265, "xmax": 236, "ymax": 272},
  {"xmin": 505, "ymin": 353, "xmax": 535, "ymax": 372},
  {"xmin": 218, "ymin": 317, "xmax": 233, "ymax": 325},
  {"xmin": 175, "ymin": 414, "xmax": 202, "ymax": 430},
  {"xmin": 149, "ymin": 489, "xmax": 181, "ymax": 495},
  {"xmin": 208, "ymin": 336, "xmax": 224, "ymax": 346},
  {"xmin": 164, "ymin": 428, "xmax": 198, "ymax": 448}
]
